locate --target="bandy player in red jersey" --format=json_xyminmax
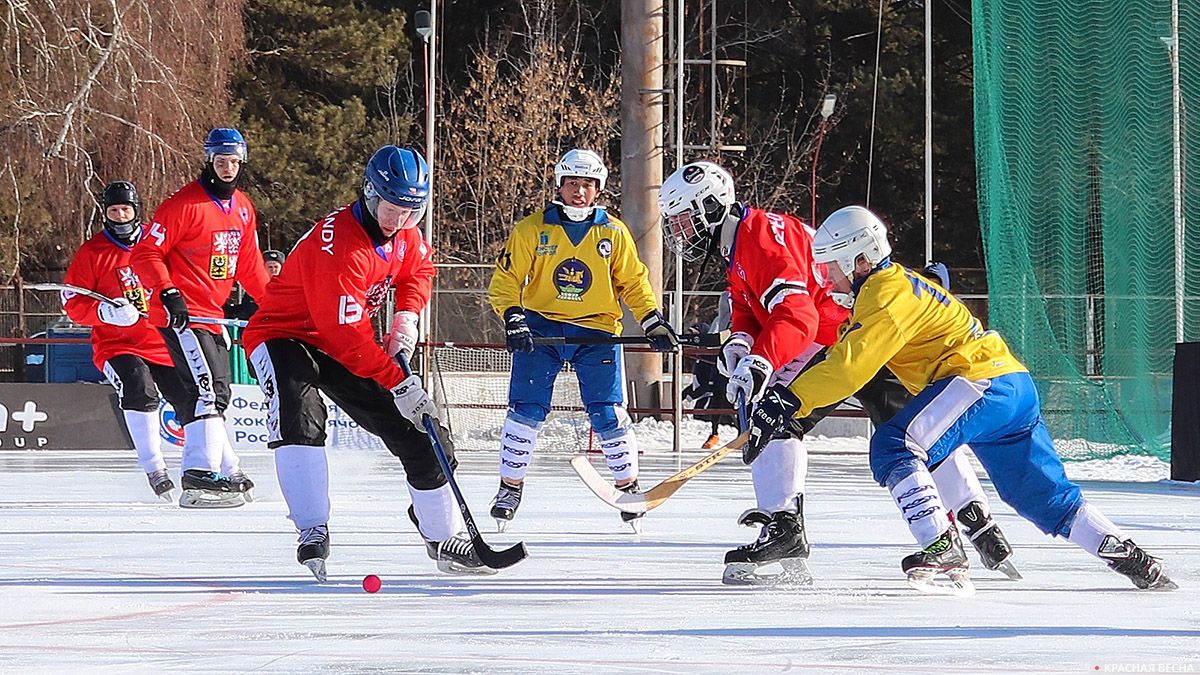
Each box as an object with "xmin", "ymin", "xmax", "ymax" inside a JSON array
[
  {"xmin": 131, "ymin": 128, "xmax": 267, "ymax": 508},
  {"xmin": 244, "ymin": 145, "xmax": 492, "ymax": 581},
  {"xmin": 659, "ymin": 161, "xmax": 1016, "ymax": 585},
  {"xmin": 62, "ymin": 181, "xmax": 190, "ymax": 501}
]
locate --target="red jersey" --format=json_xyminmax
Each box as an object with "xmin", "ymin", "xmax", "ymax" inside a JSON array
[
  {"xmin": 62, "ymin": 230, "xmax": 173, "ymax": 369},
  {"xmin": 131, "ymin": 180, "xmax": 271, "ymax": 333},
  {"xmin": 726, "ymin": 207, "xmax": 850, "ymax": 369},
  {"xmin": 243, "ymin": 201, "xmax": 436, "ymax": 390}
]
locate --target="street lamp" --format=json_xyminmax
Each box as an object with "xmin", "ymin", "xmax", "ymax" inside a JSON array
[
  {"xmin": 812, "ymin": 94, "xmax": 837, "ymax": 227},
  {"xmin": 415, "ymin": 5, "xmax": 436, "ymax": 382}
]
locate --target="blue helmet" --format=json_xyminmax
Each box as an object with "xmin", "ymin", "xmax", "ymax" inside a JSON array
[
  {"xmin": 204, "ymin": 128, "xmax": 248, "ymax": 162},
  {"xmin": 362, "ymin": 145, "xmax": 429, "ymax": 218}
]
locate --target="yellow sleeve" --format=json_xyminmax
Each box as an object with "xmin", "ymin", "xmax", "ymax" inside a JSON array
[
  {"xmin": 609, "ymin": 219, "xmax": 659, "ymax": 321},
  {"xmin": 487, "ymin": 217, "xmax": 535, "ymax": 316},
  {"xmin": 787, "ymin": 303, "xmax": 908, "ymax": 417}
]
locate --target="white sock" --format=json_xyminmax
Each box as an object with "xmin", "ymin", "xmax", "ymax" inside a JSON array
[
  {"xmin": 930, "ymin": 447, "xmax": 987, "ymax": 514},
  {"xmin": 408, "ymin": 483, "xmax": 464, "ymax": 542},
  {"xmin": 597, "ymin": 428, "xmax": 638, "ymax": 483},
  {"xmin": 180, "ymin": 420, "xmax": 211, "ymax": 472},
  {"xmin": 123, "ymin": 409, "xmax": 166, "ymax": 474},
  {"xmin": 498, "ymin": 417, "xmax": 538, "ymax": 483},
  {"xmin": 890, "ymin": 469, "xmax": 952, "ymax": 547},
  {"xmin": 751, "ymin": 437, "xmax": 807, "ymax": 513},
  {"xmin": 219, "ymin": 430, "xmax": 240, "ymax": 476},
  {"xmin": 274, "ymin": 444, "xmax": 330, "ymax": 530},
  {"xmin": 1067, "ymin": 503, "xmax": 1128, "ymax": 558}
]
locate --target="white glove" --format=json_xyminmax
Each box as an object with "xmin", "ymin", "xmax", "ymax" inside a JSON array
[
  {"xmin": 727, "ymin": 354, "xmax": 773, "ymax": 404},
  {"xmin": 718, "ymin": 331, "xmax": 754, "ymax": 377},
  {"xmin": 384, "ymin": 310, "xmax": 420, "ymax": 360},
  {"xmin": 391, "ymin": 375, "xmax": 439, "ymax": 425},
  {"xmin": 97, "ymin": 298, "xmax": 141, "ymax": 327}
]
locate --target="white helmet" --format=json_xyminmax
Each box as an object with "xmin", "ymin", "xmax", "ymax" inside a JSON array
[
  {"xmin": 658, "ymin": 161, "xmax": 737, "ymax": 262},
  {"xmin": 555, "ymin": 149, "xmax": 608, "ymax": 191},
  {"xmin": 811, "ymin": 205, "xmax": 892, "ymax": 284}
]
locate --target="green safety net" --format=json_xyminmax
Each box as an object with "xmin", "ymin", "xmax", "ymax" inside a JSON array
[{"xmin": 973, "ymin": 0, "xmax": 1200, "ymax": 460}]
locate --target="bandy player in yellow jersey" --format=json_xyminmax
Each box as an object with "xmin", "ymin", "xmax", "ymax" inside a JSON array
[
  {"xmin": 487, "ymin": 149, "xmax": 678, "ymax": 533},
  {"xmin": 745, "ymin": 205, "xmax": 1176, "ymax": 594}
]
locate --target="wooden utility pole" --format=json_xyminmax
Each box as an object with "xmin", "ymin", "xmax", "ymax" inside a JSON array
[{"xmin": 620, "ymin": 0, "xmax": 665, "ymax": 412}]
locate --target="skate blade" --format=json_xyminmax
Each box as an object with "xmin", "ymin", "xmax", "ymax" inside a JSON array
[
  {"xmin": 436, "ymin": 559, "xmax": 498, "ymax": 576},
  {"xmin": 992, "ymin": 559, "xmax": 1023, "ymax": 580},
  {"xmin": 906, "ymin": 568, "xmax": 975, "ymax": 596},
  {"xmin": 240, "ymin": 489, "xmax": 255, "ymax": 503},
  {"xmin": 494, "ymin": 518, "xmax": 509, "ymax": 533},
  {"xmin": 178, "ymin": 489, "xmax": 245, "ymax": 509},
  {"xmin": 625, "ymin": 518, "xmax": 643, "ymax": 534},
  {"xmin": 722, "ymin": 559, "xmax": 814, "ymax": 586},
  {"xmin": 156, "ymin": 489, "xmax": 177, "ymax": 503},
  {"xmin": 303, "ymin": 558, "xmax": 327, "ymax": 582}
]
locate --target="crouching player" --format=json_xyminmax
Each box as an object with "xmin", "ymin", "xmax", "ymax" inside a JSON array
[
  {"xmin": 745, "ymin": 205, "xmax": 1176, "ymax": 593},
  {"xmin": 244, "ymin": 145, "xmax": 492, "ymax": 580}
]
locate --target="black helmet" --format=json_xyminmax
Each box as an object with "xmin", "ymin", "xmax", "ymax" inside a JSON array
[
  {"xmin": 101, "ymin": 181, "xmax": 141, "ymax": 242},
  {"xmin": 263, "ymin": 249, "xmax": 286, "ymax": 264}
]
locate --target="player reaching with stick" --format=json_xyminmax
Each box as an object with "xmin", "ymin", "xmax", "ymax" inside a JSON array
[
  {"xmin": 487, "ymin": 148, "xmax": 679, "ymax": 533},
  {"xmin": 243, "ymin": 145, "xmax": 495, "ymax": 580},
  {"xmin": 743, "ymin": 205, "xmax": 1176, "ymax": 593}
]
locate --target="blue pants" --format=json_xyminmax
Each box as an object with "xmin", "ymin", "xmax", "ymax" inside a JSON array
[
  {"xmin": 507, "ymin": 312, "xmax": 627, "ymax": 438},
  {"xmin": 870, "ymin": 371, "xmax": 1083, "ymax": 537}
]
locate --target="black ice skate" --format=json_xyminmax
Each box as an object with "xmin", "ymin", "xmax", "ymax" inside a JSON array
[
  {"xmin": 618, "ymin": 480, "xmax": 644, "ymax": 533},
  {"xmin": 955, "ymin": 501, "xmax": 1021, "ymax": 580},
  {"xmin": 902, "ymin": 526, "xmax": 974, "ymax": 596},
  {"xmin": 297, "ymin": 524, "xmax": 330, "ymax": 582},
  {"xmin": 722, "ymin": 499, "xmax": 812, "ymax": 586},
  {"xmin": 178, "ymin": 469, "xmax": 244, "ymax": 509},
  {"xmin": 1096, "ymin": 536, "xmax": 1178, "ymax": 590},
  {"xmin": 146, "ymin": 469, "xmax": 176, "ymax": 502},
  {"xmin": 228, "ymin": 470, "xmax": 256, "ymax": 502},
  {"xmin": 408, "ymin": 506, "xmax": 497, "ymax": 576},
  {"xmin": 489, "ymin": 481, "xmax": 523, "ymax": 533}
]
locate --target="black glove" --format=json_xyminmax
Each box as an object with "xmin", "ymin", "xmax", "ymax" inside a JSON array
[
  {"xmin": 503, "ymin": 307, "xmax": 535, "ymax": 354},
  {"xmin": 160, "ymin": 287, "xmax": 190, "ymax": 330},
  {"xmin": 921, "ymin": 262, "xmax": 951, "ymax": 290},
  {"xmin": 743, "ymin": 384, "xmax": 802, "ymax": 465},
  {"xmin": 640, "ymin": 310, "xmax": 680, "ymax": 352}
]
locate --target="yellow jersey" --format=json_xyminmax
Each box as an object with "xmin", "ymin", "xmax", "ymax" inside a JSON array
[
  {"xmin": 786, "ymin": 262, "xmax": 1027, "ymax": 417},
  {"xmin": 488, "ymin": 205, "xmax": 659, "ymax": 334}
]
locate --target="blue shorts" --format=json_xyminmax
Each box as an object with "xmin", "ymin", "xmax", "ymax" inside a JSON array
[{"xmin": 870, "ymin": 371, "xmax": 1084, "ymax": 537}]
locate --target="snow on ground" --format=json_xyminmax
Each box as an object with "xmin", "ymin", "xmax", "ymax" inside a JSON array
[{"xmin": 0, "ymin": 436, "xmax": 1196, "ymax": 674}]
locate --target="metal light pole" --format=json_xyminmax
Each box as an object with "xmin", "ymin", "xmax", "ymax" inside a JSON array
[
  {"xmin": 810, "ymin": 94, "xmax": 837, "ymax": 228},
  {"xmin": 415, "ymin": 7, "xmax": 435, "ymax": 381}
]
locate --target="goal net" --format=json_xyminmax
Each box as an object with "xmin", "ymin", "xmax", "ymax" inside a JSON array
[{"xmin": 427, "ymin": 343, "xmax": 593, "ymax": 452}]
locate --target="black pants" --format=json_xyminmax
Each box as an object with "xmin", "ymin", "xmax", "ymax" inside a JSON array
[
  {"xmin": 249, "ymin": 338, "xmax": 455, "ymax": 491},
  {"xmin": 791, "ymin": 349, "xmax": 913, "ymax": 437},
  {"xmin": 103, "ymin": 354, "xmax": 191, "ymax": 412},
  {"xmin": 159, "ymin": 327, "xmax": 233, "ymax": 426}
]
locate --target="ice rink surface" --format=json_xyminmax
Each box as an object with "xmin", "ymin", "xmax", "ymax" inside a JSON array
[{"xmin": 1, "ymin": 435, "xmax": 1197, "ymax": 674}]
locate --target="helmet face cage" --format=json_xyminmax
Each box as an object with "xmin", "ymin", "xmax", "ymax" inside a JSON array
[{"xmin": 660, "ymin": 162, "xmax": 735, "ymax": 263}]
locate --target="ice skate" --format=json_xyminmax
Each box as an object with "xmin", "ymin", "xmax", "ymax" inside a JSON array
[
  {"xmin": 618, "ymin": 480, "xmax": 644, "ymax": 533},
  {"xmin": 228, "ymin": 470, "xmax": 256, "ymax": 502},
  {"xmin": 722, "ymin": 500, "xmax": 812, "ymax": 586},
  {"xmin": 489, "ymin": 481, "xmax": 522, "ymax": 533},
  {"xmin": 146, "ymin": 469, "xmax": 176, "ymax": 502},
  {"xmin": 178, "ymin": 469, "xmax": 244, "ymax": 508},
  {"xmin": 902, "ymin": 527, "xmax": 974, "ymax": 596},
  {"xmin": 408, "ymin": 506, "xmax": 497, "ymax": 575},
  {"xmin": 955, "ymin": 501, "xmax": 1021, "ymax": 580},
  {"xmin": 1096, "ymin": 536, "xmax": 1177, "ymax": 590},
  {"xmin": 297, "ymin": 525, "xmax": 329, "ymax": 582},
  {"xmin": 702, "ymin": 433, "xmax": 721, "ymax": 450}
]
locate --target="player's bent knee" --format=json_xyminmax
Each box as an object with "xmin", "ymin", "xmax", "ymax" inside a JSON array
[
  {"xmin": 587, "ymin": 404, "xmax": 629, "ymax": 439},
  {"xmin": 508, "ymin": 405, "xmax": 548, "ymax": 427}
]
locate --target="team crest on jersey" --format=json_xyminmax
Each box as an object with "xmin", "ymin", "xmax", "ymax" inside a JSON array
[
  {"xmin": 364, "ymin": 276, "xmax": 394, "ymax": 316},
  {"xmin": 596, "ymin": 238, "xmax": 612, "ymax": 258},
  {"xmin": 536, "ymin": 231, "xmax": 557, "ymax": 257},
  {"xmin": 209, "ymin": 230, "xmax": 243, "ymax": 279},
  {"xmin": 114, "ymin": 265, "xmax": 148, "ymax": 312},
  {"xmin": 238, "ymin": 206, "xmax": 250, "ymax": 224},
  {"xmin": 553, "ymin": 258, "xmax": 591, "ymax": 302}
]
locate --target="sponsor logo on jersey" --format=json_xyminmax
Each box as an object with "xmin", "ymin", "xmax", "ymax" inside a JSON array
[
  {"xmin": 596, "ymin": 238, "xmax": 612, "ymax": 258},
  {"xmin": 209, "ymin": 230, "xmax": 243, "ymax": 279},
  {"xmin": 536, "ymin": 230, "xmax": 557, "ymax": 257},
  {"xmin": 766, "ymin": 212, "xmax": 787, "ymax": 247},
  {"xmin": 115, "ymin": 265, "xmax": 149, "ymax": 313},
  {"xmin": 553, "ymin": 258, "xmax": 591, "ymax": 302}
]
